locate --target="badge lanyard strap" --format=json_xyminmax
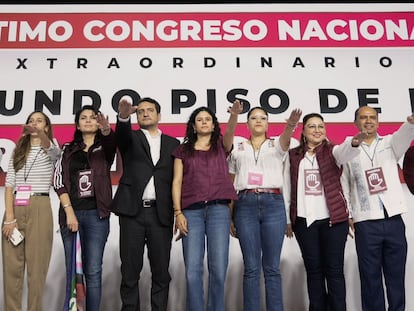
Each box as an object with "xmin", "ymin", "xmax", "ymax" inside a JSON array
[
  {"xmin": 23, "ymin": 148, "xmax": 42, "ymax": 183},
  {"xmin": 360, "ymin": 139, "xmax": 379, "ymax": 168},
  {"xmin": 304, "ymin": 153, "xmax": 316, "ymax": 168},
  {"xmin": 250, "ymin": 138, "xmax": 266, "ymax": 166},
  {"xmin": 361, "ymin": 140, "xmax": 384, "ymax": 211}
]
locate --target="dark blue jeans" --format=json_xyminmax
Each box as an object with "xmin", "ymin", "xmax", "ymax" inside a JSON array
[
  {"xmin": 234, "ymin": 192, "xmax": 286, "ymax": 311},
  {"xmin": 61, "ymin": 209, "xmax": 110, "ymax": 311},
  {"xmin": 355, "ymin": 215, "xmax": 407, "ymax": 311},
  {"xmin": 294, "ymin": 217, "xmax": 348, "ymax": 311}
]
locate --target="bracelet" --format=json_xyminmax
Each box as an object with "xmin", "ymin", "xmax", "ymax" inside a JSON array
[
  {"xmin": 3, "ymin": 219, "xmax": 16, "ymax": 225},
  {"xmin": 175, "ymin": 212, "xmax": 183, "ymax": 217},
  {"xmin": 63, "ymin": 203, "xmax": 72, "ymax": 208}
]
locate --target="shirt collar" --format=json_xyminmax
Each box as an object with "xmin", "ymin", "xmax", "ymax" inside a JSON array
[
  {"xmin": 361, "ymin": 134, "xmax": 382, "ymax": 146},
  {"xmin": 141, "ymin": 128, "xmax": 162, "ymax": 139}
]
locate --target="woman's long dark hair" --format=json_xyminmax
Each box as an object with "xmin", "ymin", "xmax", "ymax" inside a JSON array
[
  {"xmin": 69, "ymin": 105, "xmax": 102, "ymax": 147},
  {"xmin": 297, "ymin": 113, "xmax": 327, "ymax": 154},
  {"xmin": 13, "ymin": 111, "xmax": 54, "ymax": 172},
  {"xmin": 182, "ymin": 106, "xmax": 221, "ymax": 155}
]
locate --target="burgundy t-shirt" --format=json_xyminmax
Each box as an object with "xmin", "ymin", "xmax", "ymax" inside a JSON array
[{"xmin": 172, "ymin": 139, "xmax": 238, "ymax": 209}]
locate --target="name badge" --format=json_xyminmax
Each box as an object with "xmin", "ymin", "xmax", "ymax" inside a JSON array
[
  {"xmin": 15, "ymin": 185, "xmax": 32, "ymax": 206},
  {"xmin": 304, "ymin": 169, "xmax": 322, "ymax": 196},
  {"xmin": 365, "ymin": 167, "xmax": 387, "ymax": 195},
  {"xmin": 78, "ymin": 169, "xmax": 94, "ymax": 198},
  {"xmin": 247, "ymin": 171, "xmax": 263, "ymax": 186}
]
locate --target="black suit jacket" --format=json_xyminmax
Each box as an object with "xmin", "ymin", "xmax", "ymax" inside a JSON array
[{"xmin": 112, "ymin": 118, "xmax": 180, "ymax": 227}]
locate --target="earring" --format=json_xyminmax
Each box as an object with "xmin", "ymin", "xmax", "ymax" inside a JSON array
[{"xmin": 193, "ymin": 128, "xmax": 197, "ymax": 134}]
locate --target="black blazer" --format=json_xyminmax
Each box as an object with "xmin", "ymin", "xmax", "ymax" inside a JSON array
[{"xmin": 112, "ymin": 118, "xmax": 180, "ymax": 227}]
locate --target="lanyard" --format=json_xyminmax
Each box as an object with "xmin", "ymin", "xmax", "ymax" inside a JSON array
[
  {"xmin": 250, "ymin": 138, "xmax": 266, "ymax": 166},
  {"xmin": 305, "ymin": 153, "xmax": 316, "ymax": 168},
  {"xmin": 360, "ymin": 139, "xmax": 379, "ymax": 167},
  {"xmin": 23, "ymin": 148, "xmax": 42, "ymax": 183}
]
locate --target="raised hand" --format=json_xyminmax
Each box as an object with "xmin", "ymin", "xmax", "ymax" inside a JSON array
[
  {"xmin": 118, "ymin": 98, "xmax": 137, "ymax": 119},
  {"xmin": 96, "ymin": 112, "xmax": 110, "ymax": 131},
  {"xmin": 227, "ymin": 99, "xmax": 243, "ymax": 115},
  {"xmin": 286, "ymin": 108, "xmax": 302, "ymax": 128}
]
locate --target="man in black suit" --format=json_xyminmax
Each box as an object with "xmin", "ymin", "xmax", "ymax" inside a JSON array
[{"xmin": 112, "ymin": 97, "xmax": 180, "ymax": 311}]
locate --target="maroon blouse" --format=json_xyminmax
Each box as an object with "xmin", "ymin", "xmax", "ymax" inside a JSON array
[{"xmin": 172, "ymin": 139, "xmax": 238, "ymax": 209}]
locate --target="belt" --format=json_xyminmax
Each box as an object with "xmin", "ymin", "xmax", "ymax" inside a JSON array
[
  {"xmin": 14, "ymin": 192, "xmax": 49, "ymax": 197},
  {"xmin": 188, "ymin": 199, "xmax": 231, "ymax": 209},
  {"xmin": 31, "ymin": 192, "xmax": 49, "ymax": 197},
  {"xmin": 142, "ymin": 199, "xmax": 156, "ymax": 208},
  {"xmin": 239, "ymin": 188, "xmax": 281, "ymax": 195}
]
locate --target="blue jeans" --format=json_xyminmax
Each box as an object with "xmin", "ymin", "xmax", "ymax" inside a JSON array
[
  {"xmin": 182, "ymin": 203, "xmax": 230, "ymax": 311},
  {"xmin": 294, "ymin": 217, "xmax": 348, "ymax": 311},
  {"xmin": 61, "ymin": 209, "xmax": 110, "ymax": 311},
  {"xmin": 234, "ymin": 192, "xmax": 286, "ymax": 311}
]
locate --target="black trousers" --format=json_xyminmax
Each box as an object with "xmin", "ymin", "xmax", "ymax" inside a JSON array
[
  {"xmin": 119, "ymin": 207, "xmax": 173, "ymax": 311},
  {"xmin": 294, "ymin": 217, "xmax": 348, "ymax": 311}
]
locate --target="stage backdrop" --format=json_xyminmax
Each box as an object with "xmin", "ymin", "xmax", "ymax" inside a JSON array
[{"xmin": 1, "ymin": 3, "xmax": 414, "ymax": 310}]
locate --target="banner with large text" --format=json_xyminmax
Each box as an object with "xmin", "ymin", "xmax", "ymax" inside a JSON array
[{"xmin": 1, "ymin": 3, "xmax": 414, "ymax": 184}]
